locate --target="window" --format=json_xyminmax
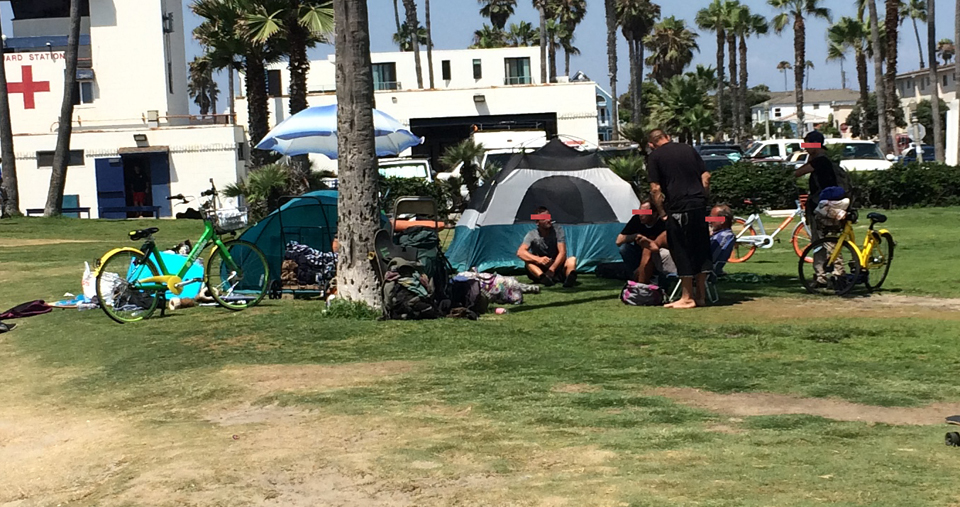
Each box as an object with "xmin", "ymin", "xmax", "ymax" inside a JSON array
[
  {"xmin": 757, "ymin": 144, "xmax": 778, "ymax": 158},
  {"xmin": 372, "ymin": 63, "xmax": 399, "ymax": 90},
  {"xmin": 441, "ymin": 60, "xmax": 451, "ymax": 81},
  {"xmin": 504, "ymin": 57, "xmax": 531, "ymax": 85},
  {"xmin": 944, "ymin": 75, "xmax": 949, "ymax": 87},
  {"xmin": 785, "ymin": 143, "xmax": 801, "ymax": 155},
  {"xmin": 237, "ymin": 142, "xmax": 246, "ymax": 161},
  {"xmin": 36, "ymin": 150, "xmax": 84, "ymax": 167},
  {"xmin": 774, "ymin": 107, "xmax": 782, "ymax": 118},
  {"xmin": 598, "ymin": 108, "xmax": 607, "ymax": 123},
  {"xmin": 71, "ymin": 81, "xmax": 94, "ymax": 105},
  {"xmin": 473, "ymin": 59, "xmax": 482, "ymax": 80},
  {"xmin": 266, "ymin": 69, "xmax": 283, "ymax": 97}
]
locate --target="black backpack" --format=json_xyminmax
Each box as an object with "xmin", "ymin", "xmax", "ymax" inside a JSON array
[
  {"xmin": 450, "ymin": 276, "xmax": 489, "ymax": 315},
  {"xmin": 620, "ymin": 281, "xmax": 664, "ymax": 306}
]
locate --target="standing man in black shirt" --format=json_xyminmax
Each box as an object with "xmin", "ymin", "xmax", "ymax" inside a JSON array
[
  {"xmin": 647, "ymin": 129, "xmax": 712, "ymax": 308},
  {"xmin": 795, "ymin": 130, "xmax": 840, "ymax": 284}
]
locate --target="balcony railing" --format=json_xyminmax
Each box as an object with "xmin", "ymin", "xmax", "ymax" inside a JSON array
[
  {"xmin": 374, "ymin": 81, "xmax": 402, "ymax": 91},
  {"xmin": 504, "ymin": 76, "xmax": 532, "ymax": 86}
]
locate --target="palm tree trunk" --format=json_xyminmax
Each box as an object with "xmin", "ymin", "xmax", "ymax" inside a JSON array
[
  {"xmin": 333, "ymin": 0, "xmax": 381, "ymax": 307},
  {"xmin": 715, "ymin": 30, "xmax": 725, "ymax": 140},
  {"xmin": 928, "ymin": 0, "xmax": 944, "ymax": 161},
  {"xmin": 869, "ymin": 0, "xmax": 890, "ymax": 153},
  {"xmin": 856, "ymin": 50, "xmax": 869, "ymax": 116},
  {"xmin": 209, "ymin": 68, "xmax": 218, "ymax": 117},
  {"xmin": 44, "ymin": 0, "xmax": 82, "ymax": 216},
  {"xmin": 392, "ymin": 0, "xmax": 402, "ymax": 37},
  {"xmin": 539, "ymin": 4, "xmax": 547, "ymax": 84},
  {"xmin": 288, "ymin": 0, "xmax": 311, "ymax": 191},
  {"xmin": 549, "ymin": 39, "xmax": 558, "ymax": 82},
  {"xmin": 739, "ymin": 34, "xmax": 749, "ymax": 143},
  {"xmin": 955, "ymin": 0, "xmax": 960, "ymax": 163},
  {"xmin": 402, "ymin": 0, "xmax": 423, "ymax": 89},
  {"xmin": 728, "ymin": 34, "xmax": 739, "ymax": 142},
  {"xmin": 425, "ymin": 0, "xmax": 434, "ymax": 89},
  {"xmin": 912, "ymin": 17, "xmax": 926, "ymax": 68},
  {"xmin": 634, "ymin": 40, "xmax": 643, "ymax": 127},
  {"xmin": 0, "ymin": 20, "xmax": 21, "ymax": 217},
  {"xmin": 793, "ymin": 15, "xmax": 806, "ymax": 138},
  {"xmin": 884, "ymin": 0, "xmax": 900, "ymax": 145},
  {"xmin": 228, "ymin": 66, "xmax": 236, "ymax": 124},
  {"xmin": 246, "ymin": 55, "xmax": 271, "ymax": 167},
  {"xmin": 565, "ymin": 48, "xmax": 571, "ymax": 78},
  {"xmin": 628, "ymin": 40, "xmax": 638, "ymax": 124},
  {"xmin": 605, "ymin": 0, "xmax": 619, "ymax": 140}
]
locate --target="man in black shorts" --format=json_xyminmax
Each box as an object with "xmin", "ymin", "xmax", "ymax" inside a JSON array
[
  {"xmin": 616, "ymin": 199, "xmax": 669, "ymax": 283},
  {"xmin": 647, "ymin": 129, "xmax": 712, "ymax": 308},
  {"xmin": 517, "ymin": 206, "xmax": 578, "ymax": 287}
]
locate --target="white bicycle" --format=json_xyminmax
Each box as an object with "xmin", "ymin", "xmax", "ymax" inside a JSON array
[{"xmin": 729, "ymin": 196, "xmax": 812, "ymax": 263}]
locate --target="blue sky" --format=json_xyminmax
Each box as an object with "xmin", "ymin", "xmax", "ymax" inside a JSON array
[{"xmin": 2, "ymin": 0, "xmax": 957, "ymax": 106}]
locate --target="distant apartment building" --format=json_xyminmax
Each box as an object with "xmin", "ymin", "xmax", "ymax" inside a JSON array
[
  {"xmin": 237, "ymin": 47, "xmax": 612, "ymax": 170},
  {"xmin": 750, "ymin": 89, "xmax": 860, "ymax": 137},
  {"xmin": 895, "ymin": 65, "xmax": 959, "ymax": 164}
]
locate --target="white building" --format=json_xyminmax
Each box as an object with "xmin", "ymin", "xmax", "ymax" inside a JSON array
[
  {"xmin": 3, "ymin": 0, "xmax": 246, "ymax": 218},
  {"xmin": 236, "ymin": 47, "xmax": 607, "ymax": 172},
  {"xmin": 895, "ymin": 65, "xmax": 959, "ymax": 165},
  {"xmin": 751, "ymin": 89, "xmax": 860, "ymax": 137}
]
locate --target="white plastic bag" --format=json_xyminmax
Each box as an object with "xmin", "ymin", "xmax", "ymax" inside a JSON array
[{"xmin": 81, "ymin": 262, "xmax": 97, "ymax": 302}]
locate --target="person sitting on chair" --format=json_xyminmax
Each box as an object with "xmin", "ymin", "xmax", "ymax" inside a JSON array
[
  {"xmin": 517, "ymin": 206, "xmax": 578, "ymax": 287},
  {"xmin": 616, "ymin": 199, "xmax": 669, "ymax": 283},
  {"xmin": 709, "ymin": 204, "xmax": 736, "ymax": 276}
]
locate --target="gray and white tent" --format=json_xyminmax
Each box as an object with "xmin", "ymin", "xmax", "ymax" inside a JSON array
[{"xmin": 447, "ymin": 139, "xmax": 640, "ymax": 272}]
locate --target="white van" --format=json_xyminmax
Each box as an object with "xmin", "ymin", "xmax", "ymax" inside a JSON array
[
  {"xmin": 784, "ymin": 140, "xmax": 895, "ymax": 171},
  {"xmin": 378, "ymin": 158, "xmax": 435, "ymax": 182},
  {"xmin": 743, "ymin": 139, "xmax": 804, "ymax": 161}
]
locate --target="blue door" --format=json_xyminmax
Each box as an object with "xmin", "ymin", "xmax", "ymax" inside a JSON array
[
  {"xmin": 149, "ymin": 153, "xmax": 172, "ymax": 217},
  {"xmin": 95, "ymin": 157, "xmax": 125, "ymax": 218}
]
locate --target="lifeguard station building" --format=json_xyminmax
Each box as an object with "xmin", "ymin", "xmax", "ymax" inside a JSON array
[{"xmin": 3, "ymin": 0, "xmax": 246, "ymax": 218}]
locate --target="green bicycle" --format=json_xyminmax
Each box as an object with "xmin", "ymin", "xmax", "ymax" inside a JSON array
[{"xmin": 94, "ymin": 179, "xmax": 269, "ymax": 324}]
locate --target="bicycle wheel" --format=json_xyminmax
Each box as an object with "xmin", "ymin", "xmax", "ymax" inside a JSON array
[
  {"xmin": 798, "ymin": 238, "xmax": 862, "ymax": 296},
  {"xmin": 729, "ymin": 217, "xmax": 757, "ymax": 263},
  {"xmin": 205, "ymin": 240, "xmax": 269, "ymax": 310},
  {"xmin": 792, "ymin": 222, "xmax": 812, "ymax": 261},
  {"xmin": 864, "ymin": 232, "xmax": 894, "ymax": 291},
  {"xmin": 96, "ymin": 249, "xmax": 161, "ymax": 324}
]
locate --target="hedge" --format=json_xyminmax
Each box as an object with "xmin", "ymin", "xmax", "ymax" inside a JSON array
[{"xmin": 709, "ymin": 162, "xmax": 800, "ymax": 211}]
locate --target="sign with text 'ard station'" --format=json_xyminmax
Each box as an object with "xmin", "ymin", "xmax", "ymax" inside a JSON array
[{"xmin": 4, "ymin": 52, "xmax": 66, "ymax": 111}]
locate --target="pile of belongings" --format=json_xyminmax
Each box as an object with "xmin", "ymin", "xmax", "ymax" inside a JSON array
[
  {"xmin": 456, "ymin": 270, "xmax": 539, "ymax": 305},
  {"xmin": 815, "ymin": 186, "xmax": 850, "ymax": 229},
  {"xmin": 383, "ymin": 257, "xmax": 440, "ymax": 320},
  {"xmin": 283, "ymin": 241, "xmax": 337, "ymax": 286}
]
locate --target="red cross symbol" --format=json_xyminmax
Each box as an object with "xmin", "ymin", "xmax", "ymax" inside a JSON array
[{"xmin": 7, "ymin": 66, "xmax": 50, "ymax": 110}]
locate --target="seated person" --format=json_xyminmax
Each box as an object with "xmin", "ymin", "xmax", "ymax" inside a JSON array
[
  {"xmin": 517, "ymin": 206, "xmax": 578, "ymax": 288},
  {"xmin": 709, "ymin": 204, "xmax": 736, "ymax": 275},
  {"xmin": 616, "ymin": 200, "xmax": 669, "ymax": 283}
]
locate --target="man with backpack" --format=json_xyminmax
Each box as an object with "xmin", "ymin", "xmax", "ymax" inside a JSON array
[{"xmin": 795, "ymin": 130, "xmax": 848, "ymax": 285}]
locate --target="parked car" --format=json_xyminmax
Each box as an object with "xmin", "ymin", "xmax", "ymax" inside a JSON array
[
  {"xmin": 696, "ymin": 143, "xmax": 744, "ymax": 155},
  {"xmin": 899, "ymin": 145, "xmax": 937, "ymax": 163},
  {"xmin": 701, "ymin": 153, "xmax": 737, "ymax": 172},
  {"xmin": 378, "ymin": 158, "xmax": 436, "ymax": 182},
  {"xmin": 823, "ymin": 139, "xmax": 895, "ymax": 171},
  {"xmin": 743, "ymin": 139, "xmax": 804, "ymax": 162}
]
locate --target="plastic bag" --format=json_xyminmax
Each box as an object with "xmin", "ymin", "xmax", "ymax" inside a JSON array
[{"xmin": 81, "ymin": 262, "xmax": 97, "ymax": 302}]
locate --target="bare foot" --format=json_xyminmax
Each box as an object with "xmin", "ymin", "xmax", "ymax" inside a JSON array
[{"xmin": 669, "ymin": 298, "xmax": 697, "ymax": 309}]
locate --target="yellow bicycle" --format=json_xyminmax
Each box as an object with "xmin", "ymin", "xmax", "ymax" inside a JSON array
[{"xmin": 798, "ymin": 210, "xmax": 895, "ymax": 296}]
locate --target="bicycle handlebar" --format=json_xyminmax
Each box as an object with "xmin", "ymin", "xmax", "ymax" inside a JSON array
[{"xmin": 166, "ymin": 194, "xmax": 185, "ymax": 201}]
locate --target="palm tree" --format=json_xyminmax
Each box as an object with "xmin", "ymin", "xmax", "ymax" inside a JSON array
[
  {"xmin": 648, "ymin": 73, "xmax": 716, "ymax": 143},
  {"xmin": 471, "ymin": 25, "xmax": 507, "ymax": 48},
  {"xmin": 188, "ymin": 56, "xmax": 221, "ymax": 115},
  {"xmin": 868, "ymin": 0, "xmax": 890, "ymax": 152},
  {"xmin": 393, "ymin": 22, "xmax": 427, "ymax": 51},
  {"xmin": 696, "ymin": 0, "xmax": 733, "ymax": 139},
  {"xmin": 440, "ymin": 139, "xmax": 486, "ymax": 199},
  {"xmin": 777, "ymin": 60, "xmax": 793, "ymax": 91},
  {"xmin": 534, "ymin": 0, "xmax": 548, "ymax": 83},
  {"xmin": 769, "ymin": 0, "xmax": 832, "ymax": 137},
  {"xmin": 560, "ymin": 33, "xmax": 581, "ymax": 77},
  {"xmin": 505, "ymin": 21, "xmax": 539, "ymax": 46},
  {"xmin": 605, "ymin": 0, "xmax": 620, "ymax": 140},
  {"xmin": 401, "ymin": 0, "xmax": 424, "ymax": 89},
  {"xmin": 479, "ymin": 0, "xmax": 517, "ymax": 30},
  {"xmin": 725, "ymin": 4, "xmax": 740, "ymax": 141},
  {"xmin": 425, "ymin": 0, "xmax": 434, "ymax": 89},
  {"xmin": 393, "ymin": 0, "xmax": 402, "ymax": 36},
  {"xmin": 551, "ymin": 0, "xmax": 587, "ymax": 78},
  {"xmin": 954, "ymin": 0, "xmax": 959, "ymax": 163},
  {"xmin": 733, "ymin": 7, "xmax": 767, "ymax": 140},
  {"xmin": 827, "ymin": 16, "xmax": 872, "ymax": 130},
  {"xmin": 617, "ymin": 0, "xmax": 661, "ymax": 130},
  {"xmin": 0, "ymin": 19, "xmax": 20, "ymax": 217},
  {"xmin": 928, "ymin": 0, "xmax": 944, "ymax": 161},
  {"xmin": 805, "ymin": 60, "xmax": 815, "ymax": 89},
  {"xmin": 937, "ymin": 38, "xmax": 956, "ymax": 62},
  {"xmin": 900, "ymin": 0, "xmax": 928, "ymax": 69},
  {"xmin": 544, "ymin": 16, "xmax": 562, "ymax": 80},
  {"xmin": 44, "ymin": 0, "xmax": 82, "ymax": 216},
  {"xmin": 884, "ymin": 0, "xmax": 900, "ymax": 128},
  {"xmin": 644, "ymin": 16, "xmax": 699, "ymax": 86},
  {"xmin": 332, "ymin": 0, "xmax": 380, "ymax": 306}
]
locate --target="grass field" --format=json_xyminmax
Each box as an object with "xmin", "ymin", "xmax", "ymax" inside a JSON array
[{"xmin": 3, "ymin": 208, "xmax": 960, "ymax": 506}]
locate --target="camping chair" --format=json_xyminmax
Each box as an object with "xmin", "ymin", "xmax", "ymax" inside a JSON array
[
  {"xmin": 391, "ymin": 196, "xmax": 445, "ymax": 237},
  {"xmin": 663, "ymin": 236, "xmax": 736, "ymax": 305}
]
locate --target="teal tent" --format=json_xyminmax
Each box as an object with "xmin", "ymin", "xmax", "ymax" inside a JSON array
[{"xmin": 239, "ymin": 190, "xmax": 339, "ymax": 282}]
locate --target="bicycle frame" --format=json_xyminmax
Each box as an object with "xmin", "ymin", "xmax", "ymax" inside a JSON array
[
  {"xmin": 735, "ymin": 200, "xmax": 808, "ymax": 248},
  {"xmin": 826, "ymin": 221, "xmax": 891, "ymax": 270}
]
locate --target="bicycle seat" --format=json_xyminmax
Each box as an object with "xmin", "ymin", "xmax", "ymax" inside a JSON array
[
  {"xmin": 129, "ymin": 227, "xmax": 159, "ymax": 241},
  {"xmin": 867, "ymin": 212, "xmax": 887, "ymax": 223}
]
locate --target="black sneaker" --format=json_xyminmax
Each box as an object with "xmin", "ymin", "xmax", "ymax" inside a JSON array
[
  {"xmin": 563, "ymin": 271, "xmax": 578, "ymax": 288},
  {"xmin": 541, "ymin": 276, "xmax": 556, "ymax": 287}
]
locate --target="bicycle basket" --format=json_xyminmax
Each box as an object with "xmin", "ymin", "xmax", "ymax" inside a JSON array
[{"xmin": 208, "ymin": 207, "xmax": 249, "ymax": 233}]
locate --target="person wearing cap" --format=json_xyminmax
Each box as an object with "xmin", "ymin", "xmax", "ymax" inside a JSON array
[
  {"xmin": 795, "ymin": 130, "xmax": 840, "ymax": 284},
  {"xmin": 517, "ymin": 206, "xmax": 578, "ymax": 287}
]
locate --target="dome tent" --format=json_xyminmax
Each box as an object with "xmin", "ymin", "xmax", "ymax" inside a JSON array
[{"xmin": 447, "ymin": 139, "xmax": 640, "ymax": 273}]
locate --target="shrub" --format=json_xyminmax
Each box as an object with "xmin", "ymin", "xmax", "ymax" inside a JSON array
[
  {"xmin": 851, "ymin": 162, "xmax": 960, "ymax": 209},
  {"xmin": 379, "ymin": 176, "xmax": 453, "ymax": 216},
  {"xmin": 710, "ymin": 162, "xmax": 799, "ymax": 211},
  {"xmin": 607, "ymin": 155, "xmax": 648, "ymax": 196},
  {"xmin": 321, "ymin": 298, "xmax": 380, "ymax": 319}
]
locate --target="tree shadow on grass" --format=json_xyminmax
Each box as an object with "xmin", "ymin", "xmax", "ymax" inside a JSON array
[
  {"xmin": 710, "ymin": 274, "xmax": 803, "ymax": 307},
  {"xmin": 509, "ymin": 293, "xmax": 620, "ymax": 313}
]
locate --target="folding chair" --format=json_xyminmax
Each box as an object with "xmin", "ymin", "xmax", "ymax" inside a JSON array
[
  {"xmin": 664, "ymin": 266, "xmax": 722, "ymax": 304},
  {"xmin": 391, "ymin": 196, "xmax": 444, "ymax": 237}
]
